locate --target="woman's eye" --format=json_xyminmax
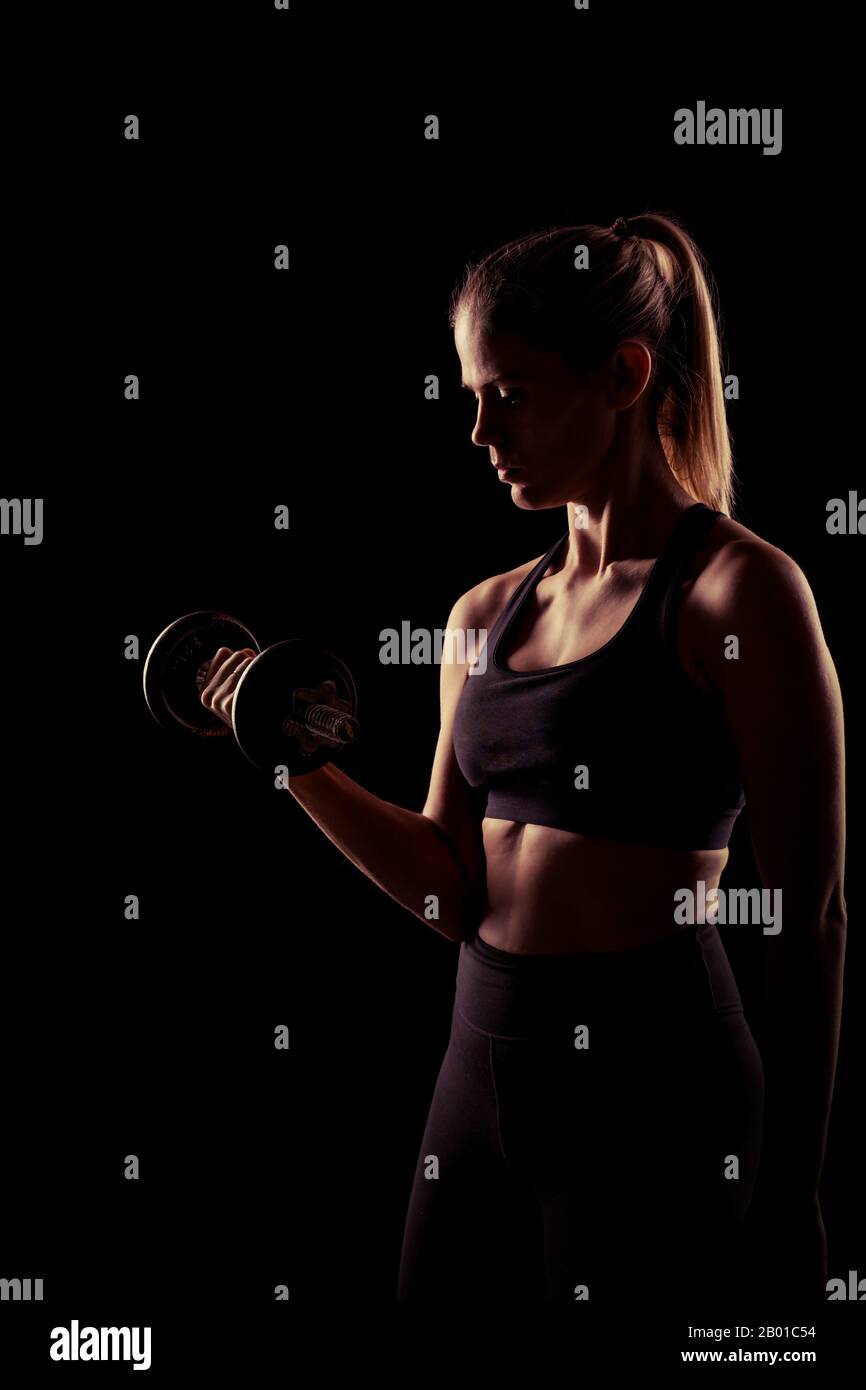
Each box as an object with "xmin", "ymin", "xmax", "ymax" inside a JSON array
[{"xmin": 463, "ymin": 390, "xmax": 522, "ymax": 408}]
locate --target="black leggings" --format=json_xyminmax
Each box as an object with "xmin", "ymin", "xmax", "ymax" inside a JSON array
[{"xmin": 397, "ymin": 922, "xmax": 765, "ymax": 1303}]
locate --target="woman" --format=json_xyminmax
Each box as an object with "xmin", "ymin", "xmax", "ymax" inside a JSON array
[{"xmin": 201, "ymin": 213, "xmax": 846, "ymax": 1305}]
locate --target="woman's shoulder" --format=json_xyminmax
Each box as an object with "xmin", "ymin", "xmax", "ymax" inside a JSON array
[
  {"xmin": 447, "ymin": 547, "xmax": 552, "ymax": 632},
  {"xmin": 680, "ymin": 510, "xmax": 821, "ymax": 668},
  {"xmin": 691, "ymin": 511, "xmax": 812, "ymax": 600}
]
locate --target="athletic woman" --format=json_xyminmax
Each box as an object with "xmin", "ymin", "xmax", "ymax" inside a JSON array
[{"xmin": 201, "ymin": 213, "xmax": 846, "ymax": 1305}]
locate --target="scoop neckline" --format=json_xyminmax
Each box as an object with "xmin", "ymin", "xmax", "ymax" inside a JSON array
[{"xmin": 492, "ymin": 503, "xmax": 705, "ymax": 676}]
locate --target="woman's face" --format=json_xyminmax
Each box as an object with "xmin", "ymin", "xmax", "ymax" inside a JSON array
[{"xmin": 454, "ymin": 307, "xmax": 626, "ymax": 510}]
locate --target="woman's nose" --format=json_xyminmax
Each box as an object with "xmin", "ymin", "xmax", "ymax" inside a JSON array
[{"xmin": 471, "ymin": 400, "xmax": 505, "ymax": 449}]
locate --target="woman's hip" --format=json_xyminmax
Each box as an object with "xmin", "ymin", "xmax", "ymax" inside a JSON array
[{"xmin": 454, "ymin": 921, "xmax": 747, "ymax": 1035}]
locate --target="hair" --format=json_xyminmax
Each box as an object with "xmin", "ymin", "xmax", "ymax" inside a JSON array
[{"xmin": 448, "ymin": 212, "xmax": 737, "ymax": 516}]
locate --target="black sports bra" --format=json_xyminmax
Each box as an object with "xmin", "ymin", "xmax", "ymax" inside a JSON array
[{"xmin": 452, "ymin": 504, "xmax": 746, "ymax": 851}]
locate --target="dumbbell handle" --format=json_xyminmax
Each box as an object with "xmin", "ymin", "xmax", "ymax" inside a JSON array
[
  {"xmin": 297, "ymin": 703, "xmax": 360, "ymax": 745},
  {"xmin": 196, "ymin": 659, "xmax": 359, "ymax": 747}
]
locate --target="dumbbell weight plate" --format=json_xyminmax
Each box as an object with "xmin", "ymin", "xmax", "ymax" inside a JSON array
[
  {"xmin": 143, "ymin": 610, "xmax": 261, "ymax": 736},
  {"xmin": 232, "ymin": 639, "xmax": 359, "ymax": 774}
]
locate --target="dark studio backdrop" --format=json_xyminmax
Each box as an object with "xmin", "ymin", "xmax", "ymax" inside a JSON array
[{"xmin": 1, "ymin": 8, "xmax": 861, "ymax": 1376}]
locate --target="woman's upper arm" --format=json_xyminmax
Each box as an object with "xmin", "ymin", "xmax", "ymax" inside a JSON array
[
  {"xmin": 421, "ymin": 585, "xmax": 492, "ymax": 894},
  {"xmin": 697, "ymin": 541, "xmax": 846, "ymax": 922}
]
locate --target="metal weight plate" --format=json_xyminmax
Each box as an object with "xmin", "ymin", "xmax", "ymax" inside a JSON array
[
  {"xmin": 232, "ymin": 639, "xmax": 359, "ymax": 774},
  {"xmin": 143, "ymin": 610, "xmax": 261, "ymax": 736}
]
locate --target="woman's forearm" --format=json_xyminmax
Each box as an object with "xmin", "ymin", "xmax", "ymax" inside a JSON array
[{"xmin": 285, "ymin": 762, "xmax": 479, "ymax": 943}]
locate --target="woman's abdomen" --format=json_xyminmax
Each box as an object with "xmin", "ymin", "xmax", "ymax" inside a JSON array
[{"xmin": 480, "ymin": 817, "xmax": 730, "ymax": 953}]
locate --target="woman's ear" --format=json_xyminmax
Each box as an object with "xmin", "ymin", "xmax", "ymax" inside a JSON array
[{"xmin": 609, "ymin": 340, "xmax": 653, "ymax": 410}]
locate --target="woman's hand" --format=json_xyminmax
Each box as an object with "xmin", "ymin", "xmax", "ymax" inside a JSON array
[{"xmin": 199, "ymin": 647, "xmax": 258, "ymax": 728}]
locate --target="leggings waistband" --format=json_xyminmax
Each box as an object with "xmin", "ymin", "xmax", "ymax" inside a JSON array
[
  {"xmin": 454, "ymin": 922, "xmax": 744, "ymax": 1039},
  {"xmin": 466, "ymin": 923, "xmax": 706, "ymax": 970}
]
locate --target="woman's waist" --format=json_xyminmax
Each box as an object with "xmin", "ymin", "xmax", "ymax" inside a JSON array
[
  {"xmin": 481, "ymin": 819, "xmax": 729, "ymax": 953},
  {"xmin": 454, "ymin": 917, "xmax": 745, "ymax": 1041}
]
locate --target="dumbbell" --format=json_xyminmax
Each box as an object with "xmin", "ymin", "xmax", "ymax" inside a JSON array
[{"xmin": 143, "ymin": 610, "xmax": 359, "ymax": 775}]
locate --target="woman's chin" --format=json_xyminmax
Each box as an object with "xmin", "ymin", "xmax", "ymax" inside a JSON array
[{"xmin": 509, "ymin": 486, "xmax": 549, "ymax": 511}]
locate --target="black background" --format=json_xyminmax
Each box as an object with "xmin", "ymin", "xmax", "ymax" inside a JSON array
[{"xmin": 1, "ymin": 3, "xmax": 860, "ymax": 1375}]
